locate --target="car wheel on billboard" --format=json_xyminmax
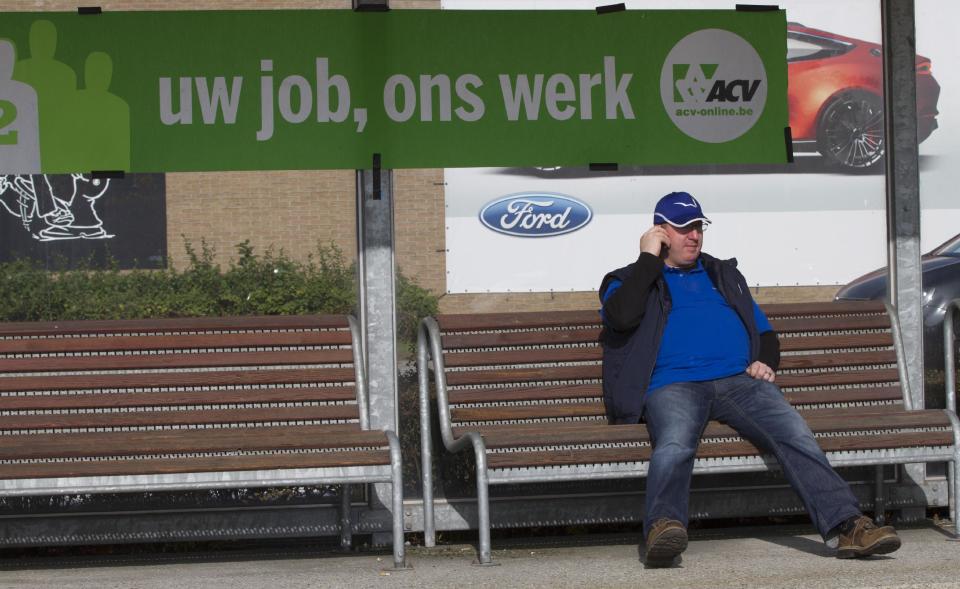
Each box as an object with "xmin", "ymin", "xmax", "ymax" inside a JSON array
[{"xmin": 816, "ymin": 89, "xmax": 885, "ymax": 171}]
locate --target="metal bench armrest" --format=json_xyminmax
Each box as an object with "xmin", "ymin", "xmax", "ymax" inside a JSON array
[
  {"xmin": 885, "ymin": 302, "xmax": 914, "ymax": 410},
  {"xmin": 348, "ymin": 315, "xmax": 370, "ymax": 430},
  {"xmin": 418, "ymin": 317, "xmax": 458, "ymax": 449},
  {"xmin": 418, "ymin": 317, "xmax": 491, "ymax": 549},
  {"xmin": 944, "ymin": 299, "xmax": 960, "ymax": 414}
]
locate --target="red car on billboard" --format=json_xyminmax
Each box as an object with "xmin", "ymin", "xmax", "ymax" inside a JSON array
[{"xmin": 788, "ymin": 23, "xmax": 940, "ymax": 170}]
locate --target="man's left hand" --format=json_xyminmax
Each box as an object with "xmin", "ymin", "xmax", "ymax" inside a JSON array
[{"xmin": 747, "ymin": 361, "xmax": 776, "ymax": 382}]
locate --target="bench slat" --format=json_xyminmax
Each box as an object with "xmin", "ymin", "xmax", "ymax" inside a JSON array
[
  {"xmin": 475, "ymin": 422, "xmax": 645, "ymax": 447},
  {"xmin": 446, "ymin": 366, "xmax": 600, "ymax": 387},
  {"xmin": 450, "ymin": 384, "xmax": 907, "ymax": 422},
  {"xmin": 769, "ymin": 315, "xmax": 890, "ymax": 333},
  {"xmin": 782, "ymin": 386, "xmax": 903, "ymax": 406},
  {"xmin": 448, "ymin": 385, "xmax": 903, "ymax": 408},
  {"xmin": 437, "ymin": 311, "xmax": 600, "ymax": 332},
  {"xmin": 0, "ymin": 315, "xmax": 350, "ymax": 337},
  {"xmin": 441, "ymin": 331, "xmax": 893, "ymax": 353},
  {"xmin": 445, "ymin": 366, "xmax": 900, "ymax": 389},
  {"xmin": 0, "ymin": 425, "xmax": 384, "ymax": 459},
  {"xmin": 0, "ymin": 368, "xmax": 356, "ymax": 393},
  {"xmin": 486, "ymin": 431, "xmax": 955, "ymax": 469},
  {"xmin": 761, "ymin": 301, "xmax": 888, "ymax": 317},
  {"xmin": 451, "ymin": 402, "xmax": 606, "ymax": 422},
  {"xmin": 451, "ymin": 403, "xmax": 909, "ymax": 439},
  {"xmin": 778, "ymin": 332, "xmax": 894, "ymax": 351},
  {"xmin": 448, "ymin": 384, "xmax": 602, "ymax": 405},
  {"xmin": 441, "ymin": 328, "xmax": 601, "ymax": 350},
  {"xmin": 0, "ymin": 450, "xmax": 391, "ymax": 480},
  {"xmin": 0, "ymin": 405, "xmax": 360, "ymax": 431},
  {"xmin": 0, "ymin": 331, "xmax": 353, "ymax": 355},
  {"xmin": 444, "ymin": 348, "xmax": 600, "ymax": 368},
  {"xmin": 0, "ymin": 350, "xmax": 354, "ymax": 373},
  {"xmin": 467, "ymin": 410, "xmax": 950, "ymax": 449},
  {"xmin": 803, "ymin": 410, "xmax": 951, "ymax": 431},
  {"xmin": 442, "ymin": 349, "xmax": 896, "ymax": 370},
  {"xmin": 434, "ymin": 302, "xmax": 890, "ymax": 332},
  {"xmin": 778, "ymin": 350, "xmax": 897, "ymax": 370},
  {"xmin": 0, "ymin": 386, "xmax": 356, "ymax": 411},
  {"xmin": 776, "ymin": 368, "xmax": 901, "ymax": 389}
]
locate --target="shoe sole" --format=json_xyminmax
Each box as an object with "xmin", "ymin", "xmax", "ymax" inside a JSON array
[
  {"xmin": 645, "ymin": 528, "xmax": 688, "ymax": 567},
  {"xmin": 836, "ymin": 535, "xmax": 902, "ymax": 559}
]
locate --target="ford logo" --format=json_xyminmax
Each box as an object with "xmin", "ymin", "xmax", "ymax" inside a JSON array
[{"xmin": 479, "ymin": 193, "xmax": 592, "ymax": 238}]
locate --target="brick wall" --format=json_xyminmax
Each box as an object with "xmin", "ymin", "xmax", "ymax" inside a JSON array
[{"xmin": 165, "ymin": 170, "xmax": 357, "ymax": 269}]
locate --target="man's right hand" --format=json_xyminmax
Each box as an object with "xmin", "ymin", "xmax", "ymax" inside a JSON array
[{"xmin": 640, "ymin": 225, "xmax": 670, "ymax": 257}]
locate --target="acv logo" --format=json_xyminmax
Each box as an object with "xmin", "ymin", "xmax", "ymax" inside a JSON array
[
  {"xmin": 479, "ymin": 193, "xmax": 592, "ymax": 238},
  {"xmin": 661, "ymin": 29, "xmax": 767, "ymax": 143},
  {"xmin": 673, "ymin": 64, "xmax": 761, "ymax": 103}
]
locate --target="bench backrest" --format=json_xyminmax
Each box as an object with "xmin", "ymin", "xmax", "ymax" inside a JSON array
[
  {"xmin": 432, "ymin": 301, "xmax": 906, "ymax": 432},
  {"xmin": 0, "ymin": 314, "xmax": 368, "ymax": 435}
]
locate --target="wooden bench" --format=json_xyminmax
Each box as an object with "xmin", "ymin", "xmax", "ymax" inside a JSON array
[
  {"xmin": 0, "ymin": 314, "xmax": 406, "ymax": 569},
  {"xmin": 417, "ymin": 301, "xmax": 960, "ymax": 564}
]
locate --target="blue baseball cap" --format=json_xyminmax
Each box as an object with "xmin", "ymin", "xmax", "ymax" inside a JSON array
[{"xmin": 653, "ymin": 191, "xmax": 711, "ymax": 228}]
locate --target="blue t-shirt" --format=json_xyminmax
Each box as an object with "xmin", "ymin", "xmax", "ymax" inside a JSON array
[{"xmin": 601, "ymin": 260, "xmax": 772, "ymax": 393}]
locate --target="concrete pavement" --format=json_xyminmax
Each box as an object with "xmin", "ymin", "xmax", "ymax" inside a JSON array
[{"xmin": 1, "ymin": 521, "xmax": 958, "ymax": 588}]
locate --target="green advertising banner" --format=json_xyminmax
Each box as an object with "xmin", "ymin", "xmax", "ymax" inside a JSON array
[{"xmin": 0, "ymin": 9, "xmax": 787, "ymax": 173}]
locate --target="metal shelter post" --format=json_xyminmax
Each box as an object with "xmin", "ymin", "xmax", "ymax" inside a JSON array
[
  {"xmin": 882, "ymin": 0, "xmax": 927, "ymax": 498},
  {"xmin": 356, "ymin": 163, "xmax": 401, "ymax": 531},
  {"xmin": 882, "ymin": 0, "xmax": 924, "ymax": 409}
]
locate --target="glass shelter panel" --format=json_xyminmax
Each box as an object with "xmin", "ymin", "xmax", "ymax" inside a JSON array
[{"xmin": 917, "ymin": 0, "xmax": 960, "ymax": 407}]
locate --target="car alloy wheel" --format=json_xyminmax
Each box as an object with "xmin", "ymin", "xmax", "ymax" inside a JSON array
[{"xmin": 817, "ymin": 90, "xmax": 885, "ymax": 170}]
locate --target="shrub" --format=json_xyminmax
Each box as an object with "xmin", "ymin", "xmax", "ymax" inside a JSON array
[{"xmin": 0, "ymin": 240, "xmax": 438, "ymax": 350}]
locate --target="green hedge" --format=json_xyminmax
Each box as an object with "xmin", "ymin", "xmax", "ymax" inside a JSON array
[{"xmin": 0, "ymin": 240, "xmax": 438, "ymax": 349}]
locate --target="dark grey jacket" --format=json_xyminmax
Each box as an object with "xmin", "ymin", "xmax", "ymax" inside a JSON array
[{"xmin": 598, "ymin": 252, "xmax": 779, "ymax": 424}]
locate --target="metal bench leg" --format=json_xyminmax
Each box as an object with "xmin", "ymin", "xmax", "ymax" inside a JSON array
[
  {"xmin": 470, "ymin": 439, "xmax": 497, "ymax": 566},
  {"xmin": 340, "ymin": 484, "xmax": 353, "ymax": 550},
  {"xmin": 475, "ymin": 467, "xmax": 492, "ymax": 564},
  {"xmin": 874, "ymin": 466, "xmax": 886, "ymax": 525},
  {"xmin": 417, "ymin": 334, "xmax": 436, "ymax": 548},
  {"xmin": 950, "ymin": 460, "xmax": 957, "ymax": 535},
  {"xmin": 946, "ymin": 409, "xmax": 960, "ymax": 538},
  {"xmin": 386, "ymin": 431, "xmax": 410, "ymax": 570}
]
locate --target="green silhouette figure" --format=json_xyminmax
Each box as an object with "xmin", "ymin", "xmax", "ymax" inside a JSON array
[
  {"xmin": 12, "ymin": 20, "xmax": 77, "ymax": 173},
  {"xmin": 70, "ymin": 52, "xmax": 130, "ymax": 172},
  {"xmin": 0, "ymin": 38, "xmax": 41, "ymax": 173}
]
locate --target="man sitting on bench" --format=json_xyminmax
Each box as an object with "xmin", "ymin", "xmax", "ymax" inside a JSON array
[{"xmin": 598, "ymin": 191, "xmax": 901, "ymax": 566}]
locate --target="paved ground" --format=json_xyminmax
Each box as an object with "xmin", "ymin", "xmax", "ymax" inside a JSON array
[{"xmin": 1, "ymin": 521, "xmax": 959, "ymax": 589}]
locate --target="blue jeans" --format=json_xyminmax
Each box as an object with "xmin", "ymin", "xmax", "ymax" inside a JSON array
[{"xmin": 642, "ymin": 373, "xmax": 861, "ymax": 538}]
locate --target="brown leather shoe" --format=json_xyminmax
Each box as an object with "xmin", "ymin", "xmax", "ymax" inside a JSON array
[
  {"xmin": 645, "ymin": 518, "xmax": 688, "ymax": 566},
  {"xmin": 836, "ymin": 516, "xmax": 901, "ymax": 558}
]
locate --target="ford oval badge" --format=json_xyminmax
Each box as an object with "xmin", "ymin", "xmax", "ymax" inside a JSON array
[{"xmin": 479, "ymin": 193, "xmax": 592, "ymax": 238}]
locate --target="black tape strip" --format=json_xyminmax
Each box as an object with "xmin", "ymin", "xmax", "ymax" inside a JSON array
[
  {"xmin": 372, "ymin": 153, "xmax": 382, "ymax": 200},
  {"xmin": 589, "ymin": 162, "xmax": 618, "ymax": 171},
  {"xmin": 596, "ymin": 3, "xmax": 626, "ymax": 14},
  {"xmin": 735, "ymin": 4, "xmax": 779, "ymax": 11},
  {"xmin": 91, "ymin": 170, "xmax": 125, "ymax": 179},
  {"xmin": 353, "ymin": 0, "xmax": 390, "ymax": 12},
  {"xmin": 784, "ymin": 127, "xmax": 795, "ymax": 163},
  {"xmin": 77, "ymin": 6, "xmax": 102, "ymax": 14}
]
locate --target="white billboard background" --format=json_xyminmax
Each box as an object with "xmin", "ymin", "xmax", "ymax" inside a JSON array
[{"xmin": 443, "ymin": 0, "xmax": 960, "ymax": 293}]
